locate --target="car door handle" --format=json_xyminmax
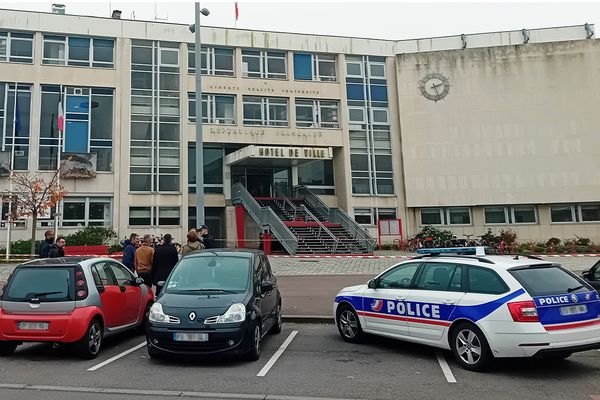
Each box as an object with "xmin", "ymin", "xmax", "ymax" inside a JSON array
[
  {"xmin": 395, "ymin": 296, "xmax": 406, "ymax": 301},
  {"xmin": 443, "ymin": 300, "xmax": 456, "ymax": 305}
]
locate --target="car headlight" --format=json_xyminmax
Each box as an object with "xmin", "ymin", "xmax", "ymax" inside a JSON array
[
  {"xmin": 216, "ymin": 303, "xmax": 246, "ymax": 324},
  {"xmin": 148, "ymin": 303, "xmax": 179, "ymax": 324}
]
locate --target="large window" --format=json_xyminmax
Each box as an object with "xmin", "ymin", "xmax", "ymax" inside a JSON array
[
  {"xmin": 242, "ymin": 50, "xmax": 287, "ymax": 79},
  {"xmin": 295, "ymin": 99, "xmax": 339, "ymax": 128},
  {"xmin": 243, "ymin": 96, "xmax": 288, "ymax": 126},
  {"xmin": 0, "ymin": 83, "xmax": 31, "ymax": 171},
  {"xmin": 420, "ymin": 207, "xmax": 472, "ymax": 226},
  {"xmin": 130, "ymin": 40, "xmax": 181, "ymax": 192},
  {"xmin": 354, "ymin": 208, "xmax": 397, "ymax": 225},
  {"xmin": 484, "ymin": 205, "xmax": 537, "ymax": 224},
  {"xmin": 128, "ymin": 206, "xmax": 180, "ymax": 226},
  {"xmin": 188, "ymin": 93, "xmax": 235, "ymax": 124},
  {"xmin": 187, "ymin": 45, "xmax": 234, "ymax": 76},
  {"xmin": 43, "ymin": 35, "xmax": 114, "ymax": 68},
  {"xmin": 62, "ymin": 197, "xmax": 111, "ymax": 227},
  {"xmin": 293, "ymin": 53, "xmax": 336, "ymax": 82},
  {"xmin": 38, "ymin": 85, "xmax": 113, "ymax": 171},
  {"xmin": 188, "ymin": 145, "xmax": 224, "ymax": 194},
  {"xmin": 298, "ymin": 160, "xmax": 334, "ymax": 195},
  {"xmin": 0, "ymin": 31, "xmax": 33, "ymax": 63},
  {"xmin": 550, "ymin": 204, "xmax": 600, "ymax": 223}
]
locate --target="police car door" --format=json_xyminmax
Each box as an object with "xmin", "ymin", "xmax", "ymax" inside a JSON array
[
  {"xmin": 406, "ymin": 262, "xmax": 465, "ymax": 342},
  {"xmin": 362, "ymin": 262, "xmax": 420, "ymax": 338}
]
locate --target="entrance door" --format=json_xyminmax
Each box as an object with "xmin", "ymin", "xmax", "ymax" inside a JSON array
[
  {"xmin": 246, "ymin": 169, "xmax": 272, "ymax": 197},
  {"xmin": 273, "ymin": 168, "xmax": 291, "ymax": 197}
]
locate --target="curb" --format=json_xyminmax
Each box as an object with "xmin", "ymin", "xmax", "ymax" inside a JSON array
[{"xmin": 283, "ymin": 315, "xmax": 334, "ymax": 324}]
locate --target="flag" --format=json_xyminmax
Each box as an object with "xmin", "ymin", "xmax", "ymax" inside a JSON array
[
  {"xmin": 235, "ymin": 2, "xmax": 239, "ymax": 21},
  {"xmin": 57, "ymin": 100, "xmax": 64, "ymax": 133}
]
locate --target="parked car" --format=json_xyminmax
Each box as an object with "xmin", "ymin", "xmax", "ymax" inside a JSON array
[
  {"xmin": 0, "ymin": 257, "xmax": 154, "ymax": 359},
  {"xmin": 146, "ymin": 249, "xmax": 282, "ymax": 361},
  {"xmin": 334, "ymin": 247, "xmax": 600, "ymax": 371},
  {"xmin": 582, "ymin": 260, "xmax": 600, "ymax": 290}
]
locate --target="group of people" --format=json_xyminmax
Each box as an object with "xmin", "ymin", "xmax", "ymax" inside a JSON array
[
  {"xmin": 39, "ymin": 230, "xmax": 67, "ymax": 258},
  {"xmin": 121, "ymin": 225, "xmax": 217, "ymax": 295}
]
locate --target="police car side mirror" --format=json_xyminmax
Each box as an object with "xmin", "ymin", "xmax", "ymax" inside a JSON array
[
  {"xmin": 368, "ymin": 279, "xmax": 377, "ymax": 289},
  {"xmin": 582, "ymin": 270, "xmax": 591, "ymax": 279}
]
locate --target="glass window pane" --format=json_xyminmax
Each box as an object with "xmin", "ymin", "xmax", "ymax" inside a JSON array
[
  {"xmin": 214, "ymin": 48, "xmax": 234, "ymax": 74},
  {"xmin": 214, "ymin": 96, "xmax": 235, "ymax": 123},
  {"xmin": 91, "ymin": 147, "xmax": 112, "ymax": 172},
  {"xmin": 160, "ymin": 49, "xmax": 178, "ymax": 65},
  {"xmin": 468, "ymin": 267, "xmax": 508, "ymax": 295},
  {"xmin": 550, "ymin": 205, "xmax": 574, "ymax": 223},
  {"xmin": 89, "ymin": 201, "xmax": 110, "ymax": 221},
  {"xmin": 581, "ymin": 204, "xmax": 600, "ymax": 222},
  {"xmin": 90, "ymin": 94, "xmax": 113, "ymax": 139},
  {"xmin": 63, "ymin": 202, "xmax": 85, "ymax": 220},
  {"xmin": 448, "ymin": 207, "xmax": 471, "ymax": 225},
  {"xmin": 298, "ymin": 160, "xmax": 334, "ymax": 186},
  {"xmin": 43, "ymin": 41, "xmax": 65, "ymax": 63},
  {"xmin": 243, "ymin": 102, "xmax": 262, "ymax": 124},
  {"xmin": 349, "ymin": 108, "xmax": 365, "ymax": 123},
  {"xmin": 350, "ymin": 154, "xmax": 369, "ymax": 171},
  {"xmin": 204, "ymin": 148, "xmax": 223, "ymax": 185},
  {"xmin": 375, "ymin": 155, "xmax": 392, "ymax": 172},
  {"xmin": 512, "ymin": 206, "xmax": 536, "ymax": 223},
  {"xmin": 346, "ymin": 62, "xmax": 362, "ymax": 77},
  {"xmin": 369, "ymin": 63, "xmax": 385, "ymax": 77},
  {"xmin": 130, "ymin": 174, "xmax": 152, "ymax": 191},
  {"xmin": 93, "ymin": 39, "xmax": 114, "ymax": 64},
  {"xmin": 296, "ymin": 104, "xmax": 314, "ymax": 126},
  {"xmin": 132, "ymin": 46, "xmax": 152, "ymax": 65},
  {"xmin": 416, "ymin": 263, "xmax": 458, "ymax": 291},
  {"xmin": 68, "ymin": 37, "xmax": 90, "ymax": 62},
  {"xmin": 129, "ymin": 207, "xmax": 151, "ymax": 225},
  {"xmin": 379, "ymin": 264, "xmax": 419, "ymax": 289},
  {"xmin": 10, "ymin": 39, "xmax": 32, "ymax": 59},
  {"xmin": 421, "ymin": 208, "xmax": 442, "ymax": 225},
  {"xmin": 159, "ymin": 175, "xmax": 179, "ymax": 192},
  {"xmin": 159, "ymin": 207, "xmax": 180, "ymax": 225},
  {"xmin": 484, "ymin": 207, "xmax": 507, "ymax": 224}
]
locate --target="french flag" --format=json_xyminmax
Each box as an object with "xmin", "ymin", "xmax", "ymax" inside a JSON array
[{"xmin": 57, "ymin": 100, "xmax": 64, "ymax": 133}]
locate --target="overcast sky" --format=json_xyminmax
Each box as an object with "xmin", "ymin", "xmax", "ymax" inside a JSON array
[{"xmin": 2, "ymin": 1, "xmax": 599, "ymax": 40}]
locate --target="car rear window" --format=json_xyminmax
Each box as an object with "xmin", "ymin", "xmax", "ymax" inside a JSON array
[
  {"xmin": 509, "ymin": 265, "xmax": 593, "ymax": 297},
  {"xmin": 3, "ymin": 267, "xmax": 74, "ymax": 302}
]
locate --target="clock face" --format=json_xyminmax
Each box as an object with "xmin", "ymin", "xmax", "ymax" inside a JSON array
[{"xmin": 419, "ymin": 73, "xmax": 450, "ymax": 101}]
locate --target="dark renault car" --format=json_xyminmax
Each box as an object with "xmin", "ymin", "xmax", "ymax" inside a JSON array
[{"xmin": 146, "ymin": 249, "xmax": 282, "ymax": 361}]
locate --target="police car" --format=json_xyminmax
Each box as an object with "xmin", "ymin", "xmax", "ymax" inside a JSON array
[{"xmin": 334, "ymin": 247, "xmax": 600, "ymax": 371}]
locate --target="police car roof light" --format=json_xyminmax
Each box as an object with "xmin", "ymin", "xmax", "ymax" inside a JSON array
[{"xmin": 415, "ymin": 246, "xmax": 488, "ymax": 255}]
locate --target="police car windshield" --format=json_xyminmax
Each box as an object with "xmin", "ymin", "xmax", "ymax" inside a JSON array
[{"xmin": 509, "ymin": 265, "xmax": 592, "ymax": 297}]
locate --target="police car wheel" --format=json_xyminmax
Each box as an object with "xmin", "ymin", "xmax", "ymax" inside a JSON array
[
  {"xmin": 451, "ymin": 323, "xmax": 492, "ymax": 372},
  {"xmin": 336, "ymin": 305, "xmax": 364, "ymax": 343}
]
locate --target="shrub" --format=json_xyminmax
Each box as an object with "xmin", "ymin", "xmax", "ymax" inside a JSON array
[
  {"xmin": 416, "ymin": 226, "xmax": 453, "ymax": 245},
  {"xmin": 499, "ymin": 229, "xmax": 517, "ymax": 246},
  {"xmin": 575, "ymin": 236, "xmax": 591, "ymax": 247},
  {"xmin": 108, "ymin": 244, "xmax": 123, "ymax": 254},
  {"xmin": 480, "ymin": 229, "xmax": 499, "ymax": 245},
  {"xmin": 0, "ymin": 239, "xmax": 43, "ymax": 255},
  {"xmin": 64, "ymin": 226, "xmax": 117, "ymax": 246},
  {"xmin": 546, "ymin": 237, "xmax": 561, "ymax": 246}
]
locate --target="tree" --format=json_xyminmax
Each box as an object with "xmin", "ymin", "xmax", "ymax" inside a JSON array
[{"xmin": 5, "ymin": 169, "xmax": 68, "ymax": 255}]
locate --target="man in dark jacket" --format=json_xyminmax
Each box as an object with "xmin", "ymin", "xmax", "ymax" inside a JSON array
[
  {"xmin": 122, "ymin": 233, "xmax": 140, "ymax": 272},
  {"xmin": 39, "ymin": 230, "xmax": 55, "ymax": 258},
  {"xmin": 197, "ymin": 225, "xmax": 217, "ymax": 249},
  {"xmin": 48, "ymin": 236, "xmax": 66, "ymax": 258},
  {"xmin": 151, "ymin": 234, "xmax": 179, "ymax": 296}
]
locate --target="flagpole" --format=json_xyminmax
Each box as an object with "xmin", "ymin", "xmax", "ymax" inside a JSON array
[
  {"xmin": 5, "ymin": 83, "xmax": 17, "ymax": 261},
  {"xmin": 54, "ymin": 85, "xmax": 64, "ymax": 237}
]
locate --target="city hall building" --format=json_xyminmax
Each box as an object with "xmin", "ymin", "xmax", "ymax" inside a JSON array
[{"xmin": 0, "ymin": 7, "xmax": 598, "ymax": 253}]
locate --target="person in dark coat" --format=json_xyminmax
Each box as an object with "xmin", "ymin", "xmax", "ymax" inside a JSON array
[
  {"xmin": 39, "ymin": 230, "xmax": 55, "ymax": 258},
  {"xmin": 151, "ymin": 234, "xmax": 179, "ymax": 296},
  {"xmin": 48, "ymin": 236, "xmax": 66, "ymax": 258},
  {"xmin": 122, "ymin": 233, "xmax": 140, "ymax": 272},
  {"xmin": 197, "ymin": 225, "xmax": 217, "ymax": 249}
]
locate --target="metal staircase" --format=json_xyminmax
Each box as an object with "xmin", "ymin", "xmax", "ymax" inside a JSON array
[{"xmin": 232, "ymin": 183, "xmax": 376, "ymax": 254}]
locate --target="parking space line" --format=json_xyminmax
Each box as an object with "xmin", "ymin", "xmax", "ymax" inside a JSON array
[
  {"xmin": 436, "ymin": 352, "xmax": 457, "ymax": 383},
  {"xmin": 87, "ymin": 341, "xmax": 146, "ymax": 371},
  {"xmin": 257, "ymin": 330, "xmax": 298, "ymax": 377}
]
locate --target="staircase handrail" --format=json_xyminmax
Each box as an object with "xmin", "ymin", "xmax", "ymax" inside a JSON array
[
  {"xmin": 281, "ymin": 196, "xmax": 298, "ymax": 220},
  {"xmin": 329, "ymin": 209, "xmax": 377, "ymax": 252},
  {"xmin": 292, "ymin": 185, "xmax": 330, "ymax": 220},
  {"xmin": 300, "ymin": 204, "xmax": 340, "ymax": 254},
  {"xmin": 232, "ymin": 183, "xmax": 298, "ymax": 254}
]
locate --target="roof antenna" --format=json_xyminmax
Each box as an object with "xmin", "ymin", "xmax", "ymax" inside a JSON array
[{"xmin": 513, "ymin": 254, "xmax": 519, "ymax": 260}]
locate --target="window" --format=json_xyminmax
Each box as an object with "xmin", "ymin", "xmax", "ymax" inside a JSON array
[
  {"xmin": 416, "ymin": 263, "xmax": 462, "ymax": 292},
  {"xmin": 368, "ymin": 62, "xmax": 386, "ymax": 78},
  {"xmin": 295, "ymin": 99, "xmax": 339, "ymax": 128},
  {"xmin": 0, "ymin": 83, "xmax": 31, "ymax": 171},
  {"xmin": 377, "ymin": 263, "xmax": 419, "ymax": 289},
  {"xmin": 92, "ymin": 263, "xmax": 114, "ymax": 287},
  {"xmin": 188, "ymin": 45, "xmax": 234, "ymax": 76},
  {"xmin": 377, "ymin": 208, "xmax": 397, "ymax": 220},
  {"xmin": 354, "ymin": 208, "xmax": 373, "ymax": 225},
  {"xmin": 0, "ymin": 31, "xmax": 33, "ymax": 63},
  {"xmin": 298, "ymin": 160, "xmax": 334, "ymax": 195},
  {"xmin": 43, "ymin": 35, "xmax": 114, "ymax": 68},
  {"xmin": 38, "ymin": 85, "xmax": 114, "ymax": 171},
  {"xmin": 242, "ymin": 50, "xmax": 286, "ymax": 79},
  {"xmin": 510, "ymin": 265, "xmax": 592, "ymax": 297},
  {"xmin": 109, "ymin": 262, "xmax": 134, "ymax": 286},
  {"xmin": 188, "ymin": 93, "xmax": 235, "ymax": 124},
  {"xmin": 420, "ymin": 207, "xmax": 472, "ymax": 225},
  {"xmin": 61, "ymin": 197, "xmax": 111, "ymax": 227},
  {"xmin": 467, "ymin": 267, "xmax": 508, "ymax": 295},
  {"xmin": 293, "ymin": 53, "xmax": 336, "ymax": 82},
  {"xmin": 188, "ymin": 145, "xmax": 224, "ymax": 194},
  {"xmin": 484, "ymin": 205, "xmax": 537, "ymax": 224},
  {"xmin": 128, "ymin": 206, "xmax": 181, "ymax": 226},
  {"xmin": 346, "ymin": 60, "xmax": 363, "ymax": 78},
  {"xmin": 243, "ymin": 96, "xmax": 288, "ymax": 126},
  {"xmin": 130, "ymin": 40, "xmax": 181, "ymax": 192},
  {"xmin": 550, "ymin": 203, "xmax": 600, "ymax": 223}
]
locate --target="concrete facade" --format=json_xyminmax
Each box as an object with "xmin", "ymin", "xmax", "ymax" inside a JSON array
[{"xmin": 0, "ymin": 8, "xmax": 598, "ymax": 249}]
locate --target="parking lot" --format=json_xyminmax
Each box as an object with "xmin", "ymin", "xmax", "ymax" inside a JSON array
[{"xmin": 1, "ymin": 323, "xmax": 600, "ymax": 400}]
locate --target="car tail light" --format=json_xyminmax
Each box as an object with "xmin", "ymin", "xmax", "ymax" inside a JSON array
[
  {"xmin": 74, "ymin": 266, "xmax": 88, "ymax": 300},
  {"xmin": 508, "ymin": 300, "xmax": 539, "ymax": 322}
]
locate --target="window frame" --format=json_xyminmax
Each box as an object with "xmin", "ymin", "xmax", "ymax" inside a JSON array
[
  {"xmin": 242, "ymin": 49, "xmax": 287, "ymax": 80},
  {"xmin": 242, "ymin": 96, "xmax": 288, "ymax": 126},
  {"xmin": 60, "ymin": 196, "xmax": 112, "ymax": 228},
  {"xmin": 188, "ymin": 93, "xmax": 236, "ymax": 124},
  {"xmin": 42, "ymin": 35, "xmax": 114, "ymax": 68},
  {"xmin": 295, "ymin": 99, "xmax": 339, "ymax": 129},
  {"xmin": 0, "ymin": 31, "xmax": 34, "ymax": 64},
  {"xmin": 128, "ymin": 205, "xmax": 181, "ymax": 227}
]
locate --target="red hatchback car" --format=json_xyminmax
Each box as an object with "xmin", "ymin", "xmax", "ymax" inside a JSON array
[{"xmin": 0, "ymin": 257, "xmax": 154, "ymax": 359}]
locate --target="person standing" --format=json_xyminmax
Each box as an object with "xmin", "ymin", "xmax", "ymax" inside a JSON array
[
  {"xmin": 197, "ymin": 225, "xmax": 217, "ymax": 249},
  {"xmin": 181, "ymin": 230, "xmax": 203, "ymax": 255},
  {"xmin": 122, "ymin": 233, "xmax": 140, "ymax": 272},
  {"xmin": 39, "ymin": 230, "xmax": 55, "ymax": 258},
  {"xmin": 135, "ymin": 234, "xmax": 154, "ymax": 286},
  {"xmin": 48, "ymin": 236, "xmax": 66, "ymax": 258},
  {"xmin": 151, "ymin": 234, "xmax": 179, "ymax": 296}
]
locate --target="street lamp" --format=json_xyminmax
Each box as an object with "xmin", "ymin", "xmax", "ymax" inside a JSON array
[{"xmin": 189, "ymin": 4, "xmax": 209, "ymax": 228}]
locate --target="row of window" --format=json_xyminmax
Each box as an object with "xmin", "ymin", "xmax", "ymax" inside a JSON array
[
  {"xmin": 420, "ymin": 203, "xmax": 600, "ymax": 226},
  {"xmin": 354, "ymin": 208, "xmax": 397, "ymax": 225}
]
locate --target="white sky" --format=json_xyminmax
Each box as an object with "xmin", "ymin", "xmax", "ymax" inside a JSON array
[{"xmin": 1, "ymin": 0, "xmax": 599, "ymax": 40}]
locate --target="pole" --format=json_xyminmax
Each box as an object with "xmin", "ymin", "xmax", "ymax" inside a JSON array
[
  {"xmin": 194, "ymin": 2, "xmax": 205, "ymax": 227},
  {"xmin": 5, "ymin": 83, "xmax": 16, "ymax": 260},
  {"xmin": 54, "ymin": 85, "xmax": 63, "ymax": 237}
]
